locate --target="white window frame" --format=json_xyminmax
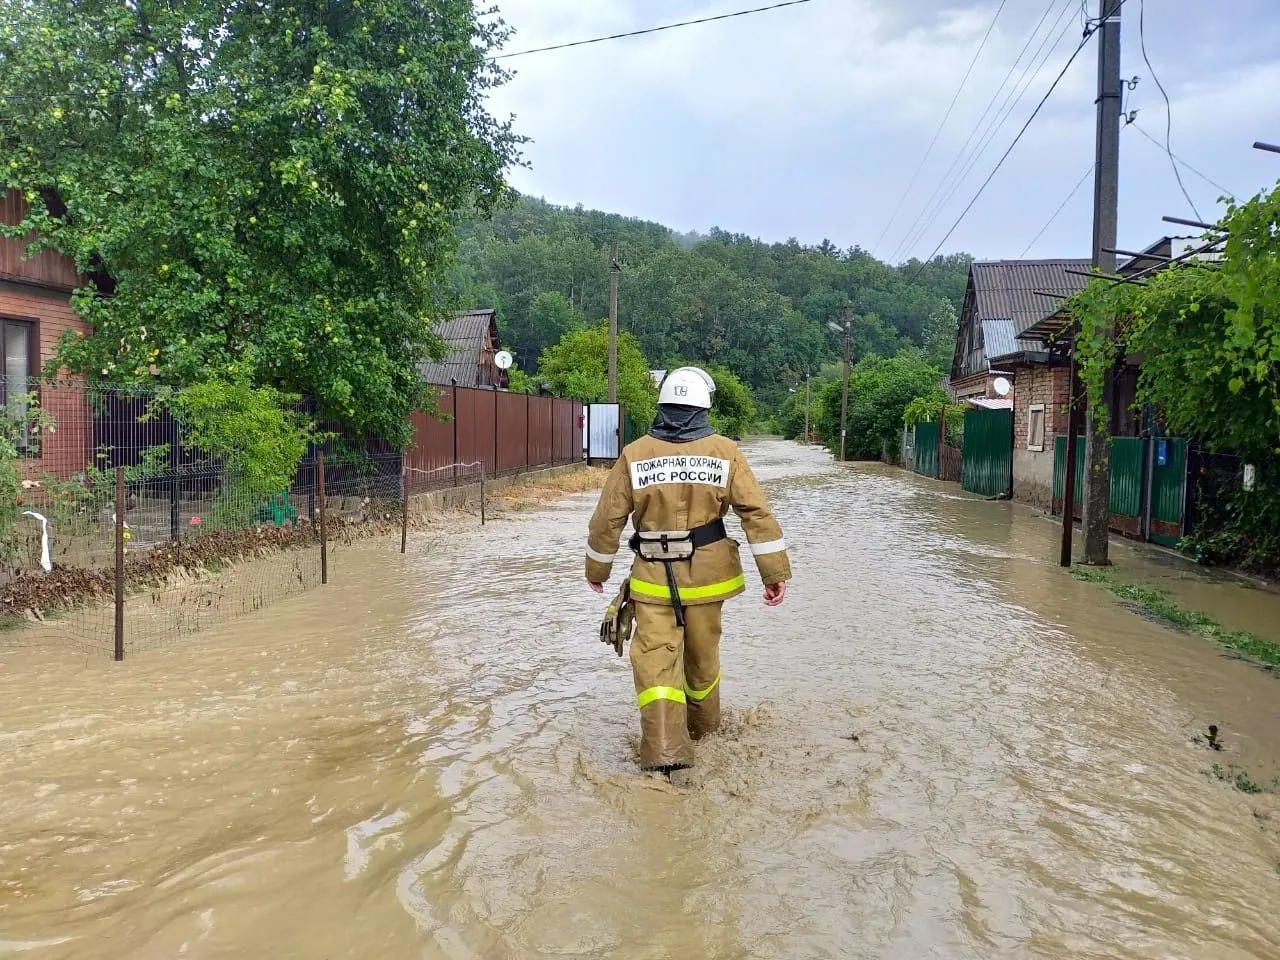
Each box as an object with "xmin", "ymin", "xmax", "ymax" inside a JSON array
[{"xmin": 1027, "ymin": 403, "xmax": 1046, "ymax": 452}]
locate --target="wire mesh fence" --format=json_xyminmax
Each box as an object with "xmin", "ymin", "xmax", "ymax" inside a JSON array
[{"xmin": 0, "ymin": 377, "xmax": 586, "ymax": 659}]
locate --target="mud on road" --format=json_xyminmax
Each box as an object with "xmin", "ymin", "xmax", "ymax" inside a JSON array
[{"xmin": 1, "ymin": 440, "xmax": 1278, "ymax": 959}]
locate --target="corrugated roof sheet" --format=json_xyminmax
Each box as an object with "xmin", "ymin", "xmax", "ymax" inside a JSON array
[
  {"xmin": 419, "ymin": 309, "xmax": 498, "ymax": 387},
  {"xmin": 980, "ymin": 318, "xmax": 1017, "ymax": 364},
  {"xmin": 966, "ymin": 397, "xmax": 1013, "ymax": 411},
  {"xmin": 971, "ymin": 259, "xmax": 1091, "ymax": 357}
]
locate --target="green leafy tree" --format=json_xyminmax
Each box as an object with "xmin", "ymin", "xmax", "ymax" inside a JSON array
[
  {"xmin": 1068, "ymin": 179, "xmax": 1280, "ymax": 572},
  {"xmin": 449, "ymin": 195, "xmax": 970, "ymax": 414},
  {"xmin": 0, "ymin": 0, "xmax": 520, "ymax": 444},
  {"xmin": 816, "ymin": 351, "xmax": 945, "ymax": 460},
  {"xmin": 505, "ymin": 364, "xmax": 540, "ymax": 396},
  {"xmin": 706, "ymin": 366, "xmax": 757, "ymax": 437},
  {"xmin": 538, "ymin": 323, "xmax": 658, "ymax": 427},
  {"xmin": 167, "ymin": 380, "xmax": 311, "ymax": 523}
]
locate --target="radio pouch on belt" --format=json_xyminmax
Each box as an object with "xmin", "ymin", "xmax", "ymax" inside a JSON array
[{"xmin": 628, "ymin": 520, "xmax": 727, "ymax": 629}]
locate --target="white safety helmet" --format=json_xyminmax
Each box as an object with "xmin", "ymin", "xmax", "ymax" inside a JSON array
[{"xmin": 658, "ymin": 366, "xmax": 715, "ymax": 409}]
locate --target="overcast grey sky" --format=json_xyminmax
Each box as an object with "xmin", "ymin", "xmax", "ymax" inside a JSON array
[{"xmin": 484, "ymin": 0, "xmax": 1280, "ymax": 263}]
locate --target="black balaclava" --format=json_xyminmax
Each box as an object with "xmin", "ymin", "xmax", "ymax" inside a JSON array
[{"xmin": 649, "ymin": 404, "xmax": 715, "ymax": 443}]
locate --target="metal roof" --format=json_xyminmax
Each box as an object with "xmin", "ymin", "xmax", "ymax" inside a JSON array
[
  {"xmin": 980, "ymin": 318, "xmax": 1017, "ymax": 364},
  {"xmin": 971, "ymin": 259, "xmax": 1091, "ymax": 357},
  {"xmin": 419, "ymin": 309, "xmax": 500, "ymax": 387},
  {"xmin": 966, "ymin": 397, "xmax": 1013, "ymax": 411}
]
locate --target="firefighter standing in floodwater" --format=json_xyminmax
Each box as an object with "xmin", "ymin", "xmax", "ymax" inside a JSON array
[{"xmin": 586, "ymin": 367, "xmax": 791, "ymax": 773}]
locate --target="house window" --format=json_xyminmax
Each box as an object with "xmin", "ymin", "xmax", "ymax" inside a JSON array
[
  {"xmin": 1027, "ymin": 403, "xmax": 1046, "ymax": 452},
  {"xmin": 1, "ymin": 319, "xmax": 35, "ymax": 446}
]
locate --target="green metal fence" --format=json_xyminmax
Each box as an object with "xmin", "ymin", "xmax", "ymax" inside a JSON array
[
  {"xmin": 914, "ymin": 421, "xmax": 941, "ymax": 479},
  {"xmin": 1150, "ymin": 437, "xmax": 1189, "ymax": 546},
  {"xmin": 1052, "ymin": 434, "xmax": 1188, "ymax": 543},
  {"xmin": 623, "ymin": 413, "xmax": 644, "ymax": 446},
  {"xmin": 1109, "ymin": 437, "xmax": 1144, "ymax": 518},
  {"xmin": 1052, "ymin": 435, "xmax": 1085, "ymax": 507},
  {"xmin": 961, "ymin": 408, "xmax": 1013, "ymax": 497}
]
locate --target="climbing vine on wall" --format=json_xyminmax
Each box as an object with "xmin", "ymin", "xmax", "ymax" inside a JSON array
[
  {"xmin": 1067, "ymin": 277, "xmax": 1135, "ymax": 419},
  {"xmin": 1067, "ymin": 178, "xmax": 1280, "ymax": 572}
]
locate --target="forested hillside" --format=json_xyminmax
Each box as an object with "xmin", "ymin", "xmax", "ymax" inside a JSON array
[{"xmin": 449, "ymin": 195, "xmax": 971, "ymax": 411}]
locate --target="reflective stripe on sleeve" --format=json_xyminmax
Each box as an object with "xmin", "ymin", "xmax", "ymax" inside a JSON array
[
  {"xmin": 629, "ymin": 573, "xmax": 746, "ymax": 603},
  {"xmin": 749, "ymin": 538, "xmax": 787, "ymax": 556},
  {"xmin": 586, "ymin": 545, "xmax": 617, "ymax": 564},
  {"xmin": 685, "ymin": 672, "xmax": 721, "ymax": 702},
  {"xmin": 637, "ymin": 686, "xmax": 687, "ymax": 709}
]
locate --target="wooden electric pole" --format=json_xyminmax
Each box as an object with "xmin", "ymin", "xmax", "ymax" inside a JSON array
[
  {"xmin": 608, "ymin": 242, "xmax": 620, "ymax": 403},
  {"xmin": 828, "ymin": 304, "xmax": 853, "ymax": 461},
  {"xmin": 804, "ymin": 366, "xmax": 811, "ymax": 443},
  {"xmin": 1080, "ymin": 0, "xmax": 1122, "ymax": 566},
  {"xmin": 840, "ymin": 305, "xmax": 852, "ymax": 462}
]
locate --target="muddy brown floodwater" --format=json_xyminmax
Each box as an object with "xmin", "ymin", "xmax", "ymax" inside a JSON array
[{"xmin": 2, "ymin": 440, "xmax": 1279, "ymax": 959}]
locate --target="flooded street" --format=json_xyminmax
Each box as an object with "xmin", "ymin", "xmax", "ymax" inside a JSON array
[{"xmin": 2, "ymin": 439, "xmax": 1278, "ymax": 959}]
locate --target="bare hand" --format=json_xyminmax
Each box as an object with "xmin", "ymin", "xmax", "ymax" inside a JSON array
[
  {"xmin": 763, "ymin": 581, "xmax": 787, "ymax": 607},
  {"xmin": 587, "ymin": 580, "xmax": 604, "ymax": 595}
]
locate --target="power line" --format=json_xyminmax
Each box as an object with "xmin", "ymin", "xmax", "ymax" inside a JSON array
[
  {"xmin": 488, "ymin": 0, "xmax": 817, "ymax": 61},
  {"xmin": 893, "ymin": 0, "xmax": 1079, "ymax": 262},
  {"xmin": 910, "ymin": 17, "xmax": 1101, "ymax": 274},
  {"xmin": 869, "ymin": 0, "xmax": 1010, "ymax": 258},
  {"xmin": 1019, "ymin": 162, "xmax": 1094, "ymax": 257},
  {"xmin": 1138, "ymin": 0, "xmax": 1200, "ymax": 219},
  {"xmin": 1131, "ymin": 120, "xmax": 1237, "ymax": 199},
  {"xmin": 900, "ymin": 0, "xmax": 1081, "ymax": 261},
  {"xmin": 886, "ymin": 0, "xmax": 1068, "ymax": 263}
]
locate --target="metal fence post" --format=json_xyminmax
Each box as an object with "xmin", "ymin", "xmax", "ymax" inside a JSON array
[
  {"xmin": 400, "ymin": 456, "xmax": 409, "ymax": 555},
  {"xmin": 480, "ymin": 464, "xmax": 486, "ymax": 526},
  {"xmin": 169, "ymin": 416, "xmax": 181, "ymax": 542},
  {"xmin": 317, "ymin": 450, "xmax": 328, "ymax": 585},
  {"xmin": 526, "ymin": 393, "xmax": 531, "ymax": 471},
  {"xmin": 114, "ymin": 466, "xmax": 125, "ymax": 662},
  {"xmin": 452, "ymin": 383, "xmax": 459, "ymax": 487}
]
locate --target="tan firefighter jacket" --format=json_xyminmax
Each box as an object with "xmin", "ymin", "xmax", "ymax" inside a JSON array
[{"xmin": 585, "ymin": 434, "xmax": 790, "ymax": 606}]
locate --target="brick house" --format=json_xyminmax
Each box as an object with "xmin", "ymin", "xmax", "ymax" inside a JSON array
[
  {"xmin": 948, "ymin": 260, "xmax": 1089, "ymax": 505},
  {"xmin": 0, "ymin": 189, "xmax": 93, "ymax": 479},
  {"xmin": 949, "ymin": 259, "xmax": 1090, "ymax": 404},
  {"xmin": 994, "ymin": 241, "xmax": 1175, "ymax": 508}
]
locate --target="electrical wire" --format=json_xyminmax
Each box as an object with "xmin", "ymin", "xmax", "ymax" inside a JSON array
[
  {"xmin": 869, "ymin": 0, "xmax": 1010, "ymax": 258},
  {"xmin": 1019, "ymin": 162, "xmax": 1094, "ymax": 257},
  {"xmin": 488, "ymin": 0, "xmax": 817, "ymax": 61},
  {"xmin": 892, "ymin": 0, "xmax": 1079, "ymax": 263},
  {"xmin": 899, "ymin": 0, "xmax": 1081, "ymax": 261},
  {"xmin": 909, "ymin": 14, "xmax": 1104, "ymax": 275},
  {"xmin": 1131, "ymin": 120, "xmax": 1237, "ymax": 199},
  {"xmin": 0, "ymin": 0, "xmax": 822, "ymax": 102},
  {"xmin": 886, "ymin": 0, "xmax": 1069, "ymax": 263},
  {"xmin": 1138, "ymin": 0, "xmax": 1201, "ymax": 218}
]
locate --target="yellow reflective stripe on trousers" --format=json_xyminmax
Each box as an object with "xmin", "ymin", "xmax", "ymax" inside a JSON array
[
  {"xmin": 629, "ymin": 573, "xmax": 746, "ymax": 602},
  {"xmin": 685, "ymin": 672, "xmax": 721, "ymax": 702},
  {"xmin": 637, "ymin": 686, "xmax": 687, "ymax": 709}
]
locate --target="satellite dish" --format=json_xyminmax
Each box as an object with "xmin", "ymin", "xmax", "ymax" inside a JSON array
[
  {"xmin": 494, "ymin": 350, "xmax": 513, "ymax": 370},
  {"xmin": 992, "ymin": 376, "xmax": 1012, "ymax": 397}
]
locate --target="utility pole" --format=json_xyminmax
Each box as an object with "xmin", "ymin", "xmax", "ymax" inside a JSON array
[
  {"xmin": 1080, "ymin": 0, "xmax": 1122, "ymax": 566},
  {"xmin": 804, "ymin": 365, "xmax": 811, "ymax": 443},
  {"xmin": 828, "ymin": 304, "xmax": 853, "ymax": 461},
  {"xmin": 608, "ymin": 242, "xmax": 620, "ymax": 403}
]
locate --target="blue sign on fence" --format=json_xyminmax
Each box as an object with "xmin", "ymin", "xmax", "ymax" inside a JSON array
[{"xmin": 1157, "ymin": 439, "xmax": 1169, "ymax": 467}]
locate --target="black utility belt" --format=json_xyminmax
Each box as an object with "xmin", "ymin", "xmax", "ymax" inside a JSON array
[
  {"xmin": 628, "ymin": 519, "xmax": 726, "ymax": 562},
  {"xmin": 628, "ymin": 519, "xmax": 726, "ymax": 627}
]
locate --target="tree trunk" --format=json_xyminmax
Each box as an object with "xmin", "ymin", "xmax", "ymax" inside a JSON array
[{"xmin": 1081, "ymin": 386, "xmax": 1113, "ymax": 565}]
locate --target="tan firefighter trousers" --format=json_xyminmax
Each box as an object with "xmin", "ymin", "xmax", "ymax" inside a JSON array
[{"xmin": 631, "ymin": 599, "xmax": 723, "ymax": 770}]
